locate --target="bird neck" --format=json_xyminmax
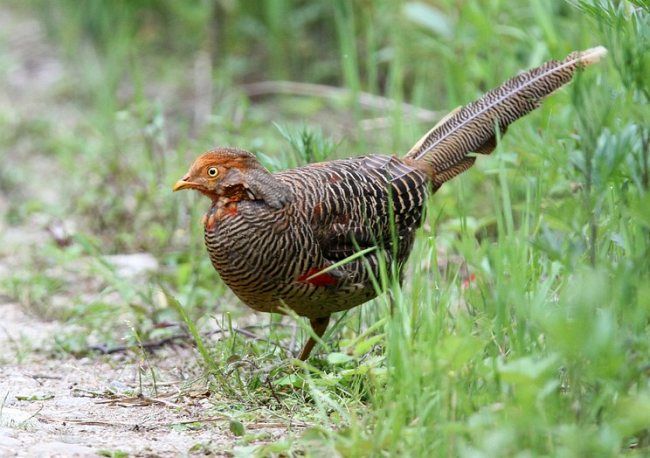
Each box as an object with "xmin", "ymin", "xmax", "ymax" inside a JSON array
[{"xmin": 235, "ymin": 168, "xmax": 293, "ymax": 209}]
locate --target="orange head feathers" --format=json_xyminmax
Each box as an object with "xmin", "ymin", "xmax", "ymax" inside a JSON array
[
  {"xmin": 173, "ymin": 147, "xmax": 293, "ymax": 208},
  {"xmin": 172, "ymin": 148, "xmax": 259, "ymax": 198}
]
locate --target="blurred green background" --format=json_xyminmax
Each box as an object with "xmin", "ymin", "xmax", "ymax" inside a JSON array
[{"xmin": 0, "ymin": 0, "xmax": 648, "ymax": 455}]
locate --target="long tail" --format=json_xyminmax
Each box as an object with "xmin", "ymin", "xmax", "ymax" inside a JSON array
[{"xmin": 403, "ymin": 46, "xmax": 607, "ymax": 190}]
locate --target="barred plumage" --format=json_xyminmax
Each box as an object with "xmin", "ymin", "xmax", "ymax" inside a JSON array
[
  {"xmin": 174, "ymin": 47, "xmax": 606, "ymax": 360},
  {"xmin": 404, "ymin": 46, "xmax": 607, "ymax": 186},
  {"xmin": 202, "ymin": 155, "xmax": 427, "ymax": 319}
]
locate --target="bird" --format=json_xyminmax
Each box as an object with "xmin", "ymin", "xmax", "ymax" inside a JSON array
[{"xmin": 173, "ymin": 47, "xmax": 606, "ymax": 361}]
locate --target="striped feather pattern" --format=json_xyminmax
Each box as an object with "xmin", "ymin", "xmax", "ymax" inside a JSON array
[
  {"xmin": 204, "ymin": 155, "xmax": 428, "ymax": 319},
  {"xmin": 404, "ymin": 46, "xmax": 607, "ymax": 185}
]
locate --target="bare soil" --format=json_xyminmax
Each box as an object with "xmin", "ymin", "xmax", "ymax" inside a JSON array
[{"xmin": 0, "ymin": 301, "xmax": 294, "ymax": 457}]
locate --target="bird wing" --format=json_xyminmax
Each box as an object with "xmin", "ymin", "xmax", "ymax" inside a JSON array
[{"xmin": 278, "ymin": 155, "xmax": 429, "ymax": 263}]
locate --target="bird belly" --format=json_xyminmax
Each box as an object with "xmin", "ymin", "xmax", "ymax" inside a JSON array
[{"xmin": 204, "ymin": 217, "xmax": 286, "ymax": 313}]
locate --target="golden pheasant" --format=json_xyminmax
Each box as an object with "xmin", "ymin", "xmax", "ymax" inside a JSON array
[{"xmin": 174, "ymin": 47, "xmax": 606, "ymax": 360}]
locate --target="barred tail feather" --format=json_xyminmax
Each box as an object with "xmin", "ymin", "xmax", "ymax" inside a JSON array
[{"xmin": 405, "ymin": 46, "xmax": 607, "ymax": 184}]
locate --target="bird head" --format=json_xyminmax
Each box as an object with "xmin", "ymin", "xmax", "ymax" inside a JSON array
[
  {"xmin": 173, "ymin": 147, "xmax": 292, "ymax": 208},
  {"xmin": 173, "ymin": 148, "xmax": 258, "ymax": 199}
]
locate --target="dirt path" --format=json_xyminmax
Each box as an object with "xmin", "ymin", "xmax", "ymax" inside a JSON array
[
  {"xmin": 0, "ymin": 301, "xmax": 294, "ymax": 457},
  {"xmin": 0, "ymin": 317, "xmax": 211, "ymax": 457}
]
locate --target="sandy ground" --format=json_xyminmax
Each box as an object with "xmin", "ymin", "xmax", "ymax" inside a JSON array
[
  {"xmin": 0, "ymin": 321, "xmax": 211, "ymax": 457},
  {"xmin": 0, "ymin": 300, "xmax": 297, "ymax": 457}
]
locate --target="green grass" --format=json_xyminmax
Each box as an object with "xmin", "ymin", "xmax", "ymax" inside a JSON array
[{"xmin": 1, "ymin": 0, "xmax": 648, "ymax": 456}]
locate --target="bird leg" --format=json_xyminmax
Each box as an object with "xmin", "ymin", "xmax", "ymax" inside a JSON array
[{"xmin": 298, "ymin": 316, "xmax": 330, "ymax": 360}]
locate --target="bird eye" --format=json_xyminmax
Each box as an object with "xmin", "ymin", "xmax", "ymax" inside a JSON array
[{"xmin": 207, "ymin": 167, "xmax": 218, "ymax": 177}]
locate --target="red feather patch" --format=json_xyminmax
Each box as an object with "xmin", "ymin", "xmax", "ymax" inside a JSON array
[
  {"xmin": 298, "ymin": 267, "xmax": 337, "ymax": 287},
  {"xmin": 223, "ymin": 203, "xmax": 238, "ymax": 216}
]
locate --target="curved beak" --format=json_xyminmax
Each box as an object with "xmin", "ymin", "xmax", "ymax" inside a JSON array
[
  {"xmin": 172, "ymin": 173, "xmax": 196, "ymax": 192},
  {"xmin": 172, "ymin": 180, "xmax": 193, "ymax": 192}
]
